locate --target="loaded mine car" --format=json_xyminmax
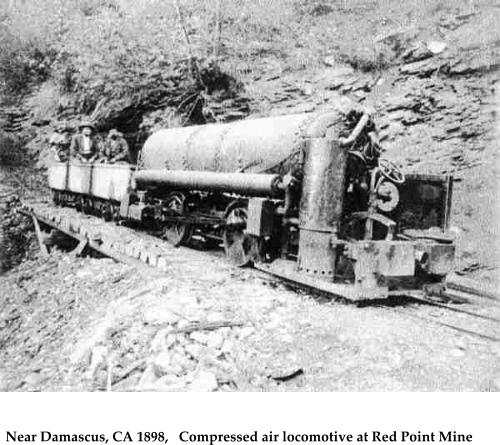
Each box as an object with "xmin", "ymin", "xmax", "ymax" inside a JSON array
[{"xmin": 48, "ymin": 105, "xmax": 455, "ymax": 300}]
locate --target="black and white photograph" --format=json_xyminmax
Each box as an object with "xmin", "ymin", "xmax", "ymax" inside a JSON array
[{"xmin": 0, "ymin": 0, "xmax": 499, "ymax": 392}]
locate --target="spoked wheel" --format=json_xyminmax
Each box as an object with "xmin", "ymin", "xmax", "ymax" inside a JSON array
[
  {"xmin": 101, "ymin": 201, "xmax": 113, "ymax": 222},
  {"xmin": 378, "ymin": 158, "xmax": 405, "ymax": 184},
  {"xmin": 162, "ymin": 192, "xmax": 192, "ymax": 246},
  {"xmin": 110, "ymin": 203, "xmax": 120, "ymax": 222},
  {"xmin": 82, "ymin": 197, "xmax": 92, "ymax": 215},
  {"xmin": 75, "ymin": 195, "xmax": 84, "ymax": 212},
  {"xmin": 223, "ymin": 205, "xmax": 261, "ymax": 267},
  {"xmin": 52, "ymin": 190, "xmax": 60, "ymax": 206}
]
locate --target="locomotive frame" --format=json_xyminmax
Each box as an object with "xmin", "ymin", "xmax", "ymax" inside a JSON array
[{"xmin": 48, "ymin": 110, "xmax": 456, "ymax": 301}]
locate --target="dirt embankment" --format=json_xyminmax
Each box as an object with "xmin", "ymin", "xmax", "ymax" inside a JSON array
[
  {"xmin": 0, "ymin": 171, "xmax": 38, "ymax": 273},
  {"xmin": 1, "ymin": 3, "xmax": 499, "ymax": 392},
  {"xmin": 244, "ymin": 7, "xmax": 499, "ymax": 284},
  {"xmin": 1, "ymin": 239, "xmax": 499, "ymax": 392}
]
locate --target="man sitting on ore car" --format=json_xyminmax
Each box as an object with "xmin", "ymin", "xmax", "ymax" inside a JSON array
[
  {"xmin": 99, "ymin": 128, "xmax": 130, "ymax": 163},
  {"xmin": 49, "ymin": 121, "xmax": 71, "ymax": 162},
  {"xmin": 69, "ymin": 120, "xmax": 100, "ymax": 162}
]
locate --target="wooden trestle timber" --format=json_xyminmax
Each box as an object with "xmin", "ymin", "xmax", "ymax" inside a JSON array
[
  {"xmin": 19, "ymin": 201, "xmax": 498, "ymax": 305},
  {"xmin": 18, "ymin": 201, "xmax": 208, "ymax": 272}
]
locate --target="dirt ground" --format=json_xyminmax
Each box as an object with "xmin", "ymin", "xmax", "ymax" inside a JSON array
[
  {"xmin": 1, "ymin": 3, "xmax": 499, "ymax": 392},
  {"xmin": 0, "ymin": 167, "xmax": 499, "ymax": 392},
  {"xmin": 0, "ymin": 240, "xmax": 499, "ymax": 392},
  {"xmin": 1, "ymin": 83, "xmax": 499, "ymax": 391}
]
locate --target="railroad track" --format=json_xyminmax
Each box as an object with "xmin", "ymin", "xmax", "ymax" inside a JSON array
[
  {"xmin": 268, "ymin": 270, "xmax": 500, "ymax": 342},
  {"xmin": 19, "ymin": 200, "xmax": 500, "ymax": 344},
  {"xmin": 376, "ymin": 301, "xmax": 500, "ymax": 342},
  {"xmin": 19, "ymin": 200, "xmax": 213, "ymax": 271}
]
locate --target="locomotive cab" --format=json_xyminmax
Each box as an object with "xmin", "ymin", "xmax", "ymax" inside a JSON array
[
  {"xmin": 288, "ymin": 138, "xmax": 454, "ymax": 299},
  {"xmin": 234, "ymin": 122, "xmax": 454, "ymax": 299}
]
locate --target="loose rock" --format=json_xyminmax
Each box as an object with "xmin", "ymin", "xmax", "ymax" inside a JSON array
[{"xmin": 189, "ymin": 371, "xmax": 218, "ymax": 392}]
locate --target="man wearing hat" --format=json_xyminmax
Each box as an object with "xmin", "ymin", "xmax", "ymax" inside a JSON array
[
  {"xmin": 100, "ymin": 128, "xmax": 130, "ymax": 163},
  {"xmin": 70, "ymin": 120, "xmax": 100, "ymax": 162},
  {"xmin": 49, "ymin": 121, "xmax": 71, "ymax": 162}
]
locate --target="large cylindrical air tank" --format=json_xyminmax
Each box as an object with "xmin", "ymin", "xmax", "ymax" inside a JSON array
[{"xmin": 139, "ymin": 111, "xmax": 352, "ymax": 176}]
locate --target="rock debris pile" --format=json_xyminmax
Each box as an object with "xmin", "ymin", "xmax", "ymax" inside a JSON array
[
  {"xmin": 251, "ymin": 40, "xmax": 497, "ymax": 176},
  {"xmin": 1, "ymin": 246, "xmax": 499, "ymax": 392}
]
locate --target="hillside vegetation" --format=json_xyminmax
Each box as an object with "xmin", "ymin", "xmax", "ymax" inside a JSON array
[
  {"xmin": 0, "ymin": 1, "xmax": 499, "ymax": 392},
  {"xmin": 1, "ymin": 1, "xmax": 497, "ymax": 134},
  {"xmin": 0, "ymin": 0, "xmax": 499, "ymax": 279}
]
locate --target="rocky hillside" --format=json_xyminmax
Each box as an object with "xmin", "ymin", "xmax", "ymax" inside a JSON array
[
  {"xmin": 1, "ymin": 0, "xmax": 499, "ymax": 393},
  {"xmin": 242, "ymin": 3, "xmax": 499, "ymax": 283},
  {"xmin": 1, "ymin": 0, "xmax": 499, "ymax": 280},
  {"xmin": 1, "ymin": 222, "xmax": 498, "ymax": 392}
]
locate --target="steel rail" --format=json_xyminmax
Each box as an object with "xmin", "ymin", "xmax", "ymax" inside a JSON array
[
  {"xmin": 19, "ymin": 201, "xmax": 500, "ymax": 343},
  {"xmin": 380, "ymin": 304, "xmax": 500, "ymax": 343}
]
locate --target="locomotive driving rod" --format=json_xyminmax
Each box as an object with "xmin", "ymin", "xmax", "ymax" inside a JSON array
[{"xmin": 134, "ymin": 169, "xmax": 284, "ymax": 197}]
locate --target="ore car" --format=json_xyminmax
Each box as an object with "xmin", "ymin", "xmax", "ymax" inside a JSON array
[
  {"xmin": 48, "ymin": 106, "xmax": 455, "ymax": 300},
  {"xmin": 49, "ymin": 162, "xmax": 133, "ymax": 219}
]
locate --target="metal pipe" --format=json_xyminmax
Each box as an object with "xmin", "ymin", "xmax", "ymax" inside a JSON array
[
  {"xmin": 134, "ymin": 169, "xmax": 283, "ymax": 197},
  {"xmin": 339, "ymin": 113, "xmax": 370, "ymax": 147},
  {"xmin": 299, "ymin": 138, "xmax": 346, "ymax": 232},
  {"xmin": 297, "ymin": 138, "xmax": 348, "ymax": 277}
]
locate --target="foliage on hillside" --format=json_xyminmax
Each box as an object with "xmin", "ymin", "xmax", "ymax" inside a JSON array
[
  {"xmin": 0, "ymin": 0, "xmax": 247, "ymax": 131},
  {"xmin": 0, "ymin": 0, "xmax": 496, "ymax": 151}
]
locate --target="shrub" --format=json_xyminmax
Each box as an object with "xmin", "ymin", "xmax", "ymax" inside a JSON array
[
  {"xmin": 0, "ymin": 131, "xmax": 28, "ymax": 166},
  {"xmin": 0, "ymin": 196, "xmax": 36, "ymax": 273},
  {"xmin": 25, "ymin": 81, "xmax": 62, "ymax": 123},
  {"xmin": 0, "ymin": 0, "xmax": 484, "ymax": 124},
  {"xmin": 338, "ymin": 40, "xmax": 395, "ymax": 72},
  {"xmin": 294, "ymin": 1, "xmax": 334, "ymax": 17},
  {"xmin": 0, "ymin": 29, "xmax": 57, "ymax": 93}
]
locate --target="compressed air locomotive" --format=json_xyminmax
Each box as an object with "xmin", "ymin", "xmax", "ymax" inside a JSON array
[{"xmin": 49, "ymin": 106, "xmax": 455, "ymax": 300}]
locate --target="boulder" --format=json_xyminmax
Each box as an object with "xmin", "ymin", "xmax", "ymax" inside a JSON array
[
  {"xmin": 153, "ymin": 351, "xmax": 172, "ymax": 375},
  {"xmin": 206, "ymin": 331, "xmax": 225, "ymax": 349},
  {"xmin": 136, "ymin": 363, "xmax": 159, "ymax": 390},
  {"xmin": 400, "ymin": 59, "xmax": 443, "ymax": 76},
  {"xmin": 188, "ymin": 371, "xmax": 218, "ymax": 392},
  {"xmin": 0, "ymin": 372, "xmax": 9, "ymax": 391},
  {"xmin": 323, "ymin": 56, "xmax": 336, "ymax": 67},
  {"xmin": 143, "ymin": 306, "xmax": 179, "ymax": 325},
  {"xmin": 150, "ymin": 327, "xmax": 174, "ymax": 352},
  {"xmin": 427, "ymin": 41, "xmax": 447, "ymax": 55},
  {"xmin": 88, "ymin": 345, "xmax": 108, "ymax": 378},
  {"xmin": 155, "ymin": 375, "xmax": 189, "ymax": 391},
  {"xmin": 402, "ymin": 42, "xmax": 433, "ymax": 63},
  {"xmin": 190, "ymin": 331, "xmax": 209, "ymax": 345},
  {"xmin": 384, "ymin": 94, "xmax": 415, "ymax": 112},
  {"xmin": 168, "ymin": 351, "xmax": 196, "ymax": 376},
  {"xmin": 24, "ymin": 371, "xmax": 48, "ymax": 388},
  {"xmin": 450, "ymin": 57, "xmax": 500, "ymax": 75},
  {"xmin": 490, "ymin": 376, "xmax": 500, "ymax": 392},
  {"xmin": 237, "ymin": 326, "xmax": 256, "ymax": 339},
  {"xmin": 184, "ymin": 342, "xmax": 202, "ymax": 358}
]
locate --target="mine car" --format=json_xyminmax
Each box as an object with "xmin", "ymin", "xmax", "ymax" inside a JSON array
[
  {"xmin": 48, "ymin": 105, "xmax": 455, "ymax": 300},
  {"xmin": 49, "ymin": 162, "xmax": 133, "ymax": 219}
]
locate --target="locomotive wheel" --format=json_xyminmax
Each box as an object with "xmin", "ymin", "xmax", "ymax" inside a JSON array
[
  {"xmin": 223, "ymin": 205, "xmax": 261, "ymax": 267},
  {"xmin": 102, "ymin": 201, "xmax": 113, "ymax": 222},
  {"xmin": 76, "ymin": 196, "xmax": 85, "ymax": 212},
  {"xmin": 82, "ymin": 197, "xmax": 93, "ymax": 215},
  {"xmin": 110, "ymin": 203, "xmax": 120, "ymax": 222},
  {"xmin": 163, "ymin": 192, "xmax": 192, "ymax": 246},
  {"xmin": 52, "ymin": 190, "xmax": 60, "ymax": 206}
]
